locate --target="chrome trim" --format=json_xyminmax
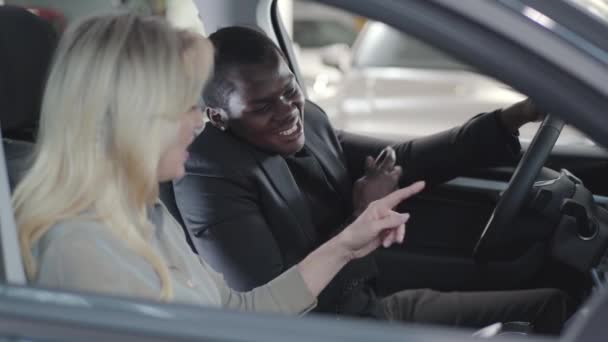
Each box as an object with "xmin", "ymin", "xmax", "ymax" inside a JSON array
[
  {"xmin": 578, "ymin": 227, "xmax": 599, "ymax": 241},
  {"xmin": 533, "ymin": 178, "xmax": 560, "ymax": 187}
]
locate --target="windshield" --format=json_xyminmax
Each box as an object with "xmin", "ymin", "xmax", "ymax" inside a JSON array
[{"xmin": 353, "ymin": 22, "xmax": 470, "ymax": 70}]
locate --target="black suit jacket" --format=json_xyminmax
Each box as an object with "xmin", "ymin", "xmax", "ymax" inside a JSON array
[{"xmin": 174, "ymin": 101, "xmax": 519, "ymax": 313}]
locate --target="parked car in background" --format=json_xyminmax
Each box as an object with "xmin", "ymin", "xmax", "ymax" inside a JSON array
[
  {"xmin": 291, "ymin": 0, "xmax": 361, "ymax": 101},
  {"xmin": 316, "ymin": 21, "xmax": 594, "ymax": 147}
]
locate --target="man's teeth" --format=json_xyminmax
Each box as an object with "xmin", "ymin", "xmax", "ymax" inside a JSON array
[{"xmin": 279, "ymin": 124, "xmax": 298, "ymax": 136}]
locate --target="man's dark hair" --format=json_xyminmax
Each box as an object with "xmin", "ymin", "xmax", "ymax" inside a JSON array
[{"xmin": 203, "ymin": 26, "xmax": 285, "ymax": 110}]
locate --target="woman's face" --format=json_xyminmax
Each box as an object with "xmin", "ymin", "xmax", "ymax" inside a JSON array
[{"xmin": 157, "ymin": 106, "xmax": 204, "ymax": 182}]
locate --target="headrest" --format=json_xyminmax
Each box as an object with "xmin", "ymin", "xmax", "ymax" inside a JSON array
[{"xmin": 0, "ymin": 5, "xmax": 58, "ymax": 141}]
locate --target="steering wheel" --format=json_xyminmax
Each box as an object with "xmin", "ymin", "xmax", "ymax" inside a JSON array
[{"xmin": 474, "ymin": 114, "xmax": 565, "ymax": 259}]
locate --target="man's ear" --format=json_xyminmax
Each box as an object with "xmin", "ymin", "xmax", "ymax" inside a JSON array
[{"xmin": 206, "ymin": 107, "xmax": 229, "ymax": 131}]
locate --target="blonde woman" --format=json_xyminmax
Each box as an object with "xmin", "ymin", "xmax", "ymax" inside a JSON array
[{"xmin": 12, "ymin": 13, "xmax": 424, "ymax": 313}]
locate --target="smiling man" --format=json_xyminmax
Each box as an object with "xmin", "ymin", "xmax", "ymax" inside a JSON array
[
  {"xmin": 209, "ymin": 46, "xmax": 305, "ymax": 155},
  {"xmin": 173, "ymin": 26, "xmax": 571, "ymax": 333}
]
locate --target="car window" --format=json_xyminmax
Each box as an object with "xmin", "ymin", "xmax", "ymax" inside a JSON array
[
  {"xmin": 291, "ymin": 3, "xmax": 592, "ymax": 148},
  {"xmin": 293, "ymin": 19, "xmax": 357, "ymax": 48},
  {"xmin": 353, "ymin": 22, "xmax": 470, "ymax": 70}
]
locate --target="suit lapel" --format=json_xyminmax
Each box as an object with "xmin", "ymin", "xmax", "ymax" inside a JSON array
[
  {"xmin": 208, "ymin": 116, "xmax": 352, "ymax": 245},
  {"xmin": 249, "ymin": 147, "xmax": 317, "ymax": 243}
]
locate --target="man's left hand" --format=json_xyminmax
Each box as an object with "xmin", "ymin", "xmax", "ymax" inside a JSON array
[{"xmin": 499, "ymin": 98, "xmax": 545, "ymax": 134}]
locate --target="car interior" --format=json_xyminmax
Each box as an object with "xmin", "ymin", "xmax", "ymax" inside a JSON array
[
  {"xmin": 0, "ymin": 0, "xmax": 607, "ymax": 340},
  {"xmin": 194, "ymin": 0, "xmax": 608, "ymax": 321}
]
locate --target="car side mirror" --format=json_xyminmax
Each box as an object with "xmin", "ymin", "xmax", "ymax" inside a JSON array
[{"xmin": 320, "ymin": 43, "xmax": 351, "ymax": 72}]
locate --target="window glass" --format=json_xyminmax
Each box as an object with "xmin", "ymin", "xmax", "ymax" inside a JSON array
[
  {"xmin": 283, "ymin": 1, "xmax": 592, "ymax": 147},
  {"xmin": 293, "ymin": 20, "xmax": 357, "ymax": 48},
  {"xmin": 353, "ymin": 22, "xmax": 470, "ymax": 71}
]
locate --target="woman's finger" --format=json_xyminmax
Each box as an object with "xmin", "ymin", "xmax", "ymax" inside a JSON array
[
  {"xmin": 382, "ymin": 226, "xmax": 404, "ymax": 248},
  {"xmin": 382, "ymin": 223, "xmax": 407, "ymax": 247},
  {"xmin": 372, "ymin": 212, "xmax": 409, "ymax": 233},
  {"xmin": 379, "ymin": 181, "xmax": 425, "ymax": 209},
  {"xmin": 397, "ymin": 224, "xmax": 406, "ymax": 243},
  {"xmin": 382, "ymin": 229, "xmax": 395, "ymax": 248}
]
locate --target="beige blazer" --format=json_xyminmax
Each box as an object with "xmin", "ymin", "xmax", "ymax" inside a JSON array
[{"xmin": 32, "ymin": 202, "xmax": 317, "ymax": 315}]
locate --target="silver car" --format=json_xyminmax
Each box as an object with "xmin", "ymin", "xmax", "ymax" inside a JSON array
[{"xmin": 318, "ymin": 21, "xmax": 593, "ymax": 146}]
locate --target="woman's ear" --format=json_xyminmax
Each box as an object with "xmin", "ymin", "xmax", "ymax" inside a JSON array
[{"xmin": 206, "ymin": 107, "xmax": 228, "ymax": 131}]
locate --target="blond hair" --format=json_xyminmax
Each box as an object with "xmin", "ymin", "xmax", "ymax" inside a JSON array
[{"xmin": 13, "ymin": 13, "xmax": 213, "ymax": 301}]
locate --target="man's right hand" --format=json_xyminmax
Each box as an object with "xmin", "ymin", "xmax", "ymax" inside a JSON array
[{"xmin": 352, "ymin": 146, "xmax": 402, "ymax": 216}]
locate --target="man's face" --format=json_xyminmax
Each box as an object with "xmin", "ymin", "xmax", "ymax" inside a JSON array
[{"xmin": 220, "ymin": 52, "xmax": 305, "ymax": 156}]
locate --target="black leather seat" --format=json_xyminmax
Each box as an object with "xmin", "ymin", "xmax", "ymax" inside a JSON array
[{"xmin": 0, "ymin": 5, "xmax": 57, "ymax": 190}]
